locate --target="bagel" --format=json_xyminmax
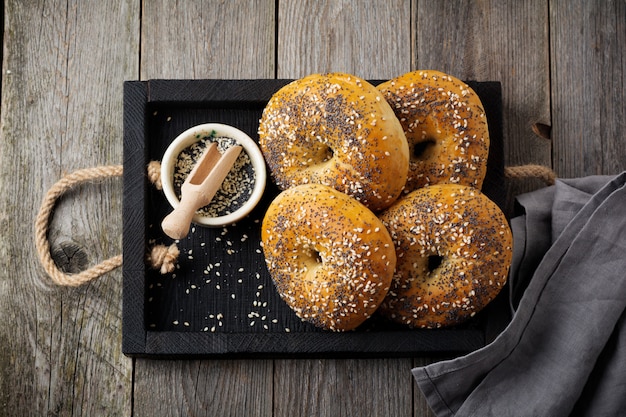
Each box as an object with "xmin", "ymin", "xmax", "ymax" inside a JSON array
[
  {"xmin": 377, "ymin": 70, "xmax": 489, "ymax": 192},
  {"xmin": 258, "ymin": 72, "xmax": 409, "ymax": 212},
  {"xmin": 261, "ymin": 183, "xmax": 396, "ymax": 331},
  {"xmin": 378, "ymin": 184, "xmax": 512, "ymax": 328}
]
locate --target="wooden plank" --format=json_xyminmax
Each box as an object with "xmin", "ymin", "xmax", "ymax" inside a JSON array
[
  {"xmin": 133, "ymin": 359, "xmax": 273, "ymax": 417},
  {"xmin": 274, "ymin": 359, "xmax": 414, "ymax": 417},
  {"xmin": 413, "ymin": 2, "xmax": 551, "ymax": 415},
  {"xmin": 273, "ymin": 1, "xmax": 414, "ymax": 416},
  {"xmin": 140, "ymin": 0, "xmax": 275, "ymax": 80},
  {"xmin": 0, "ymin": 0, "xmax": 138, "ymax": 415},
  {"xmin": 550, "ymin": 0, "xmax": 626, "ymax": 177},
  {"xmin": 134, "ymin": 1, "xmax": 276, "ymax": 416},
  {"xmin": 412, "ymin": 357, "xmax": 443, "ymax": 417},
  {"xmin": 416, "ymin": 0, "xmax": 552, "ymax": 217},
  {"xmin": 277, "ymin": 0, "xmax": 412, "ymax": 79},
  {"xmin": 122, "ymin": 81, "xmax": 149, "ymax": 355}
]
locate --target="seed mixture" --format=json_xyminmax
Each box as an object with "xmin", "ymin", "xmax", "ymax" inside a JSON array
[
  {"xmin": 144, "ymin": 128, "xmax": 306, "ymax": 334},
  {"xmin": 173, "ymin": 132, "xmax": 256, "ymax": 217},
  {"xmin": 146, "ymin": 221, "xmax": 298, "ymax": 333}
]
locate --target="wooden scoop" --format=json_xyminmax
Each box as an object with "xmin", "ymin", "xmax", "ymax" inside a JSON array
[{"xmin": 162, "ymin": 142, "xmax": 242, "ymax": 239}]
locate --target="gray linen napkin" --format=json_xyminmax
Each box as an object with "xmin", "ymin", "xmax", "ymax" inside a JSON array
[{"xmin": 413, "ymin": 172, "xmax": 626, "ymax": 417}]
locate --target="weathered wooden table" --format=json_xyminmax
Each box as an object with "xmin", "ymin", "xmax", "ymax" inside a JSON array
[{"xmin": 1, "ymin": 1, "xmax": 624, "ymax": 416}]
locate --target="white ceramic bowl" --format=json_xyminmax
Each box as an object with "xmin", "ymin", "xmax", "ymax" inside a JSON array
[{"xmin": 161, "ymin": 123, "xmax": 266, "ymax": 228}]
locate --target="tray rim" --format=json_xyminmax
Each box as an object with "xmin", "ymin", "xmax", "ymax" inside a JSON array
[{"xmin": 122, "ymin": 78, "xmax": 506, "ymax": 358}]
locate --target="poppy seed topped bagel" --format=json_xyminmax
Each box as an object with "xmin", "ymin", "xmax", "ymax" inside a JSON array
[{"xmin": 259, "ymin": 72, "xmax": 410, "ymax": 212}]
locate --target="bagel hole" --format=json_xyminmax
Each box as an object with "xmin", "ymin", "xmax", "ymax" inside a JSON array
[
  {"xmin": 413, "ymin": 139, "xmax": 436, "ymax": 160},
  {"xmin": 303, "ymin": 247, "xmax": 323, "ymax": 265},
  {"xmin": 300, "ymin": 248, "xmax": 324, "ymax": 281},
  {"xmin": 312, "ymin": 250, "xmax": 323, "ymax": 264},
  {"xmin": 322, "ymin": 146, "xmax": 334, "ymax": 162},
  {"xmin": 427, "ymin": 255, "xmax": 443, "ymax": 272}
]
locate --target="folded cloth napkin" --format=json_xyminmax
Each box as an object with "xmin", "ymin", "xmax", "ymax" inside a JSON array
[{"xmin": 413, "ymin": 172, "xmax": 626, "ymax": 417}]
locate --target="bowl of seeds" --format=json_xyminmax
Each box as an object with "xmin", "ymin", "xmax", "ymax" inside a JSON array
[{"xmin": 161, "ymin": 123, "xmax": 267, "ymax": 228}]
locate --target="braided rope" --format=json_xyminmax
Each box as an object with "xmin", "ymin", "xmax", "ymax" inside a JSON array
[
  {"xmin": 147, "ymin": 160, "xmax": 163, "ymax": 190},
  {"xmin": 35, "ymin": 162, "xmax": 554, "ymax": 286},
  {"xmin": 34, "ymin": 165, "xmax": 124, "ymax": 286},
  {"xmin": 147, "ymin": 244, "xmax": 180, "ymax": 274},
  {"xmin": 504, "ymin": 164, "xmax": 556, "ymax": 186}
]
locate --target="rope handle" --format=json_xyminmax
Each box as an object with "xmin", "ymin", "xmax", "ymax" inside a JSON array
[
  {"xmin": 35, "ymin": 166, "xmax": 124, "ymax": 286},
  {"xmin": 504, "ymin": 164, "xmax": 556, "ymax": 186},
  {"xmin": 34, "ymin": 164, "xmax": 177, "ymax": 286},
  {"xmin": 35, "ymin": 162, "xmax": 555, "ymax": 286}
]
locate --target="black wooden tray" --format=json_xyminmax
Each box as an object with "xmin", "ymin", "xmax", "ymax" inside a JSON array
[{"xmin": 122, "ymin": 78, "xmax": 506, "ymax": 358}]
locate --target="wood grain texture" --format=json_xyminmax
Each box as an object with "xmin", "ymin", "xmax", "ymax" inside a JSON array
[
  {"xmin": 133, "ymin": 359, "xmax": 273, "ymax": 417},
  {"xmin": 412, "ymin": 357, "xmax": 446, "ymax": 417},
  {"xmin": 141, "ymin": 0, "xmax": 275, "ymax": 79},
  {"xmin": 3, "ymin": 1, "xmax": 624, "ymax": 416},
  {"xmin": 274, "ymin": 359, "xmax": 414, "ymax": 417},
  {"xmin": 416, "ymin": 0, "xmax": 551, "ymax": 165},
  {"xmin": 122, "ymin": 81, "xmax": 148, "ymax": 356},
  {"xmin": 277, "ymin": 0, "xmax": 412, "ymax": 79},
  {"xmin": 550, "ymin": 0, "xmax": 626, "ymax": 177},
  {"xmin": 274, "ymin": 1, "xmax": 417, "ymax": 416},
  {"xmin": 412, "ymin": 2, "xmax": 551, "ymax": 413},
  {"xmin": 416, "ymin": 0, "xmax": 552, "ymax": 216},
  {"xmin": 0, "ymin": 0, "xmax": 138, "ymax": 416},
  {"xmin": 134, "ymin": 1, "xmax": 276, "ymax": 416}
]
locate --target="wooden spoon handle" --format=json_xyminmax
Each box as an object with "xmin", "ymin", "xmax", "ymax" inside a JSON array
[
  {"xmin": 161, "ymin": 145, "xmax": 243, "ymax": 239},
  {"xmin": 161, "ymin": 194, "xmax": 200, "ymax": 239}
]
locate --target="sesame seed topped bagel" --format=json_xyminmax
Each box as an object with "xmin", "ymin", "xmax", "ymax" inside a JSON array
[
  {"xmin": 259, "ymin": 72, "xmax": 410, "ymax": 212},
  {"xmin": 261, "ymin": 183, "xmax": 396, "ymax": 331},
  {"xmin": 378, "ymin": 183, "xmax": 512, "ymax": 328},
  {"xmin": 377, "ymin": 70, "xmax": 490, "ymax": 192}
]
